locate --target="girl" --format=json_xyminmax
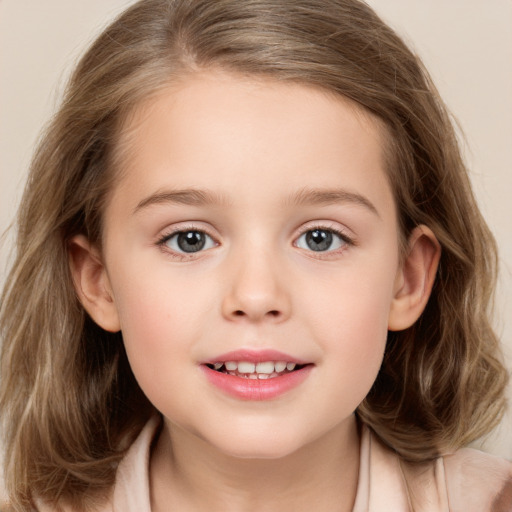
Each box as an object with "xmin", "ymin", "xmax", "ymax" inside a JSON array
[{"xmin": 1, "ymin": 0, "xmax": 511, "ymax": 510}]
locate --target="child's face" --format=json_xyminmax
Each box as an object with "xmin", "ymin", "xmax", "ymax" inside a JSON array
[{"xmin": 97, "ymin": 71, "xmax": 404, "ymax": 458}]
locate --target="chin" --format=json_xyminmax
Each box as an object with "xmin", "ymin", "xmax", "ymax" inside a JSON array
[{"xmin": 203, "ymin": 424, "xmax": 312, "ymax": 460}]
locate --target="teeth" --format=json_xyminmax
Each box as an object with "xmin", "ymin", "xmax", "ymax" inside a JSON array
[
  {"xmin": 237, "ymin": 361, "xmax": 256, "ymax": 373},
  {"xmin": 275, "ymin": 361, "xmax": 287, "ymax": 372},
  {"xmin": 255, "ymin": 361, "xmax": 275, "ymax": 374},
  {"xmin": 211, "ymin": 360, "xmax": 302, "ymax": 377}
]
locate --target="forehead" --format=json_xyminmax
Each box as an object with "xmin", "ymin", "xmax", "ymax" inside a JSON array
[{"xmin": 108, "ymin": 71, "xmax": 394, "ymax": 217}]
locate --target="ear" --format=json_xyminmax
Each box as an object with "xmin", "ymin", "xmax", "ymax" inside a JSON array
[
  {"xmin": 388, "ymin": 225, "xmax": 441, "ymax": 331},
  {"xmin": 68, "ymin": 235, "xmax": 121, "ymax": 332}
]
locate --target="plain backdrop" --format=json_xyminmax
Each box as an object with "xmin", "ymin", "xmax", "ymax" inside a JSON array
[{"xmin": 0, "ymin": 0, "xmax": 511, "ymax": 471}]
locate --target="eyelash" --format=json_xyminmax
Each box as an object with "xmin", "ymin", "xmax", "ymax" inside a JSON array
[
  {"xmin": 293, "ymin": 223, "xmax": 355, "ymax": 255},
  {"xmin": 155, "ymin": 223, "xmax": 355, "ymax": 260},
  {"xmin": 156, "ymin": 225, "xmax": 219, "ymax": 261}
]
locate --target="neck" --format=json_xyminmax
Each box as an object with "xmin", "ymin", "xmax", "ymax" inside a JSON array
[{"xmin": 150, "ymin": 415, "xmax": 360, "ymax": 512}]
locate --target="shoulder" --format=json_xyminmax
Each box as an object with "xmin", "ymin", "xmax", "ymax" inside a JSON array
[
  {"xmin": 30, "ymin": 416, "xmax": 159, "ymax": 512},
  {"xmin": 364, "ymin": 426, "xmax": 512, "ymax": 512},
  {"xmin": 443, "ymin": 447, "xmax": 512, "ymax": 512}
]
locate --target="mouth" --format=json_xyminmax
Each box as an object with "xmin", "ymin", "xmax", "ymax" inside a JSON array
[
  {"xmin": 205, "ymin": 360, "xmax": 307, "ymax": 380},
  {"xmin": 201, "ymin": 350, "xmax": 313, "ymax": 400}
]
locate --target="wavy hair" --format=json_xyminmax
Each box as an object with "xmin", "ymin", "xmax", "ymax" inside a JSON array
[{"xmin": 0, "ymin": 0, "xmax": 508, "ymax": 509}]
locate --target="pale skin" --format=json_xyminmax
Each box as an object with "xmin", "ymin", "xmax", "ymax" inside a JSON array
[{"xmin": 70, "ymin": 71, "xmax": 440, "ymax": 512}]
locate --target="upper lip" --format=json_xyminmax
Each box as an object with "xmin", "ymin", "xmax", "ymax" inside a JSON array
[{"xmin": 202, "ymin": 349, "xmax": 309, "ymax": 365}]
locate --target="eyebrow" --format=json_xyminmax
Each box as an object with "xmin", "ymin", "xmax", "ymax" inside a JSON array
[
  {"xmin": 134, "ymin": 188, "xmax": 230, "ymax": 213},
  {"xmin": 133, "ymin": 186, "xmax": 380, "ymax": 217},
  {"xmin": 289, "ymin": 187, "xmax": 380, "ymax": 217}
]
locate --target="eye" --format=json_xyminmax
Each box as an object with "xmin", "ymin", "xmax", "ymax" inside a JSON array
[
  {"xmin": 295, "ymin": 228, "xmax": 348, "ymax": 252},
  {"xmin": 162, "ymin": 230, "xmax": 216, "ymax": 254}
]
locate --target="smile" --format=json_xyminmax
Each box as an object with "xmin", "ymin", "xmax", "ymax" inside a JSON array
[
  {"xmin": 201, "ymin": 350, "xmax": 313, "ymax": 400},
  {"xmin": 206, "ymin": 360, "xmax": 303, "ymax": 379}
]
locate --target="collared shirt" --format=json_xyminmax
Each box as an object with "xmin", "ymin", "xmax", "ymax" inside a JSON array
[{"xmin": 40, "ymin": 416, "xmax": 512, "ymax": 511}]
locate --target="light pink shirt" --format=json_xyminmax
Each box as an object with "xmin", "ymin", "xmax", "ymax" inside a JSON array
[{"xmin": 40, "ymin": 416, "xmax": 512, "ymax": 511}]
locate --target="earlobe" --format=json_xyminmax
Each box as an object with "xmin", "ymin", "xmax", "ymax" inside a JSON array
[
  {"xmin": 68, "ymin": 235, "xmax": 121, "ymax": 332},
  {"xmin": 388, "ymin": 225, "xmax": 441, "ymax": 331}
]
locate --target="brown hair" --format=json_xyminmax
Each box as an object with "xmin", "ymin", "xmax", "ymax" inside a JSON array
[{"xmin": 0, "ymin": 0, "xmax": 508, "ymax": 509}]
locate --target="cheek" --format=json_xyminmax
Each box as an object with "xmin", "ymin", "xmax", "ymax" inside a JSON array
[
  {"xmin": 111, "ymin": 253, "xmax": 213, "ymax": 330},
  {"xmin": 107, "ymin": 261, "xmax": 214, "ymax": 383},
  {"xmin": 299, "ymin": 257, "xmax": 396, "ymax": 396},
  {"xmin": 309, "ymin": 292, "xmax": 389, "ymax": 420},
  {"xmin": 110, "ymin": 279, "xmax": 203, "ymax": 417},
  {"xmin": 301, "ymin": 255, "xmax": 397, "ymax": 339}
]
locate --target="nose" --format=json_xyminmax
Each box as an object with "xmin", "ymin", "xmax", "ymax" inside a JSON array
[{"xmin": 221, "ymin": 247, "xmax": 291, "ymax": 323}]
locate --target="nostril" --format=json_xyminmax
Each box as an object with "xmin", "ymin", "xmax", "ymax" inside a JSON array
[{"xmin": 232, "ymin": 309, "xmax": 280, "ymax": 318}]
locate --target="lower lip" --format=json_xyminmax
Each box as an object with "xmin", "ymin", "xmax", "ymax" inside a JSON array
[{"xmin": 201, "ymin": 365, "xmax": 313, "ymax": 401}]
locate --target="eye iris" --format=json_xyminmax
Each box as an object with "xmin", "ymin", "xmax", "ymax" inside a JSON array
[
  {"xmin": 177, "ymin": 231, "xmax": 206, "ymax": 253},
  {"xmin": 306, "ymin": 229, "xmax": 333, "ymax": 251}
]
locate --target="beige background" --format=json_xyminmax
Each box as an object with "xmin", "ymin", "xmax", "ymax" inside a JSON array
[{"xmin": 0, "ymin": 0, "xmax": 511, "ymax": 465}]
